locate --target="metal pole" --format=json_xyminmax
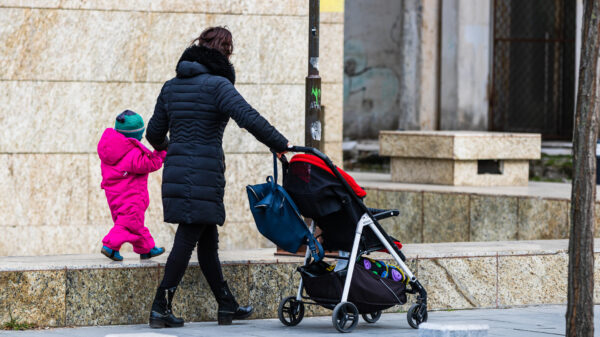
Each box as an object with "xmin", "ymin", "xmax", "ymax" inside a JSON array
[{"xmin": 305, "ymin": 0, "xmax": 324, "ymax": 150}]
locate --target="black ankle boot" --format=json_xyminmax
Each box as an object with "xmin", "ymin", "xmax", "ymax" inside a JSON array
[
  {"xmin": 214, "ymin": 282, "xmax": 253, "ymax": 325},
  {"xmin": 149, "ymin": 286, "xmax": 185, "ymax": 328}
]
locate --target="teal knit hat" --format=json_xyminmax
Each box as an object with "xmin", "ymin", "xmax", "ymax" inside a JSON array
[{"xmin": 115, "ymin": 110, "xmax": 145, "ymax": 141}]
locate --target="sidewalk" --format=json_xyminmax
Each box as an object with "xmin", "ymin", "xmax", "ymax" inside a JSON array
[{"xmin": 2, "ymin": 305, "xmax": 597, "ymax": 337}]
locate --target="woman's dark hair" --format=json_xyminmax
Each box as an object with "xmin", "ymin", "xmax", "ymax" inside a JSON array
[{"xmin": 192, "ymin": 27, "xmax": 233, "ymax": 58}]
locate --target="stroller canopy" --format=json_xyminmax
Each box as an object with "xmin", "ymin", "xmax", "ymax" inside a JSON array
[{"xmin": 290, "ymin": 154, "xmax": 367, "ymax": 198}]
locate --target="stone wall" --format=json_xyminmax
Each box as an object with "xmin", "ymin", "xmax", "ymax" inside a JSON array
[
  {"xmin": 355, "ymin": 173, "xmax": 595, "ymax": 244},
  {"xmin": 0, "ymin": 1, "xmax": 344, "ymax": 256}
]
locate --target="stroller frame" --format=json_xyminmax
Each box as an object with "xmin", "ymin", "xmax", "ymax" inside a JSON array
[{"xmin": 278, "ymin": 146, "xmax": 428, "ymax": 333}]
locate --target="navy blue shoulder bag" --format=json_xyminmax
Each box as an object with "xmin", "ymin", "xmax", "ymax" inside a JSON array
[{"xmin": 246, "ymin": 153, "xmax": 324, "ymax": 262}]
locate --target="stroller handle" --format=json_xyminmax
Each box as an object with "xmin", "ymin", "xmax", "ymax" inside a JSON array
[{"xmin": 287, "ymin": 146, "xmax": 330, "ymax": 162}]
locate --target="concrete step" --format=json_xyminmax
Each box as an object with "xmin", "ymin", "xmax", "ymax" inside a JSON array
[{"xmin": 1, "ymin": 239, "xmax": 598, "ymax": 328}]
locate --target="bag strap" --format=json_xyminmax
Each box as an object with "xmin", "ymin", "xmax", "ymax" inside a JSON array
[
  {"xmin": 272, "ymin": 153, "xmax": 278, "ymax": 184},
  {"xmin": 272, "ymin": 167, "xmax": 324, "ymax": 262},
  {"xmin": 306, "ymin": 233, "xmax": 325, "ymax": 262}
]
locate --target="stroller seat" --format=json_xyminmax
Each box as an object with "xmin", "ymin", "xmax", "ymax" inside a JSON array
[{"xmin": 284, "ymin": 154, "xmax": 399, "ymax": 253}]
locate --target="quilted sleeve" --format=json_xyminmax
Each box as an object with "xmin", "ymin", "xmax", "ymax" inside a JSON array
[
  {"xmin": 214, "ymin": 78, "xmax": 288, "ymax": 152},
  {"xmin": 146, "ymin": 83, "xmax": 170, "ymax": 151}
]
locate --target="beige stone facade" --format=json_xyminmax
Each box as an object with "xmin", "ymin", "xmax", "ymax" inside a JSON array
[{"xmin": 0, "ymin": 2, "xmax": 344, "ymax": 256}]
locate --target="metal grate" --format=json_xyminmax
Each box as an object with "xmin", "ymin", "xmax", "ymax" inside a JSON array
[{"xmin": 491, "ymin": 0, "xmax": 576, "ymax": 140}]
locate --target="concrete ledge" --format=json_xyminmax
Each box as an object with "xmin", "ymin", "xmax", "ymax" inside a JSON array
[
  {"xmin": 356, "ymin": 172, "xmax": 597, "ymax": 243},
  {"xmin": 2, "ymin": 240, "xmax": 600, "ymax": 327}
]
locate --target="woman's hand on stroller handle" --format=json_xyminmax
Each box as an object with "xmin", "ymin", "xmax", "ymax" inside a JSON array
[{"xmin": 276, "ymin": 143, "xmax": 293, "ymax": 159}]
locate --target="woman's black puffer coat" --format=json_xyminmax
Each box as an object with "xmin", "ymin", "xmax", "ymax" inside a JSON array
[{"xmin": 146, "ymin": 45, "xmax": 288, "ymax": 226}]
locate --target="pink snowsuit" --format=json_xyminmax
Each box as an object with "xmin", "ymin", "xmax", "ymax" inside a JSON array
[{"xmin": 98, "ymin": 128, "xmax": 166, "ymax": 254}]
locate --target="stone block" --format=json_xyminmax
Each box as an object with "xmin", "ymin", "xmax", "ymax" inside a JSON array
[
  {"xmin": 423, "ymin": 193, "xmax": 469, "ymax": 243},
  {"xmin": 0, "ymin": 8, "xmax": 310, "ymax": 85},
  {"xmin": 0, "ymin": 154, "xmax": 88, "ymax": 227},
  {"xmin": 0, "ymin": 270, "xmax": 66, "ymax": 327},
  {"xmin": 322, "ymin": 83, "xmax": 344, "ymax": 143},
  {"xmin": 0, "ymin": 8, "xmax": 148, "ymax": 82},
  {"xmin": 2, "ymin": 0, "xmax": 309, "ymax": 15},
  {"xmin": 321, "ymin": 12, "xmax": 344, "ymax": 24},
  {"xmin": 241, "ymin": 0, "xmax": 308, "ymax": 15},
  {"xmin": 391, "ymin": 158, "xmax": 454, "ymax": 185},
  {"xmin": 248, "ymin": 263, "xmax": 300, "ymax": 318},
  {"xmin": 497, "ymin": 253, "xmax": 567, "ymax": 306},
  {"xmin": 0, "ymin": 225, "xmax": 106, "ymax": 256},
  {"xmin": 381, "ymin": 131, "xmax": 540, "ymax": 186},
  {"xmin": 380, "ymin": 131, "xmax": 541, "ymax": 160},
  {"xmin": 453, "ymin": 160, "xmax": 529, "ymax": 186},
  {"xmin": 223, "ymin": 153, "xmax": 273, "ymax": 223},
  {"xmin": 470, "ymin": 195, "xmax": 518, "ymax": 241},
  {"xmin": 259, "ymin": 16, "xmax": 306, "ymax": 84},
  {"xmin": 172, "ymin": 264, "xmax": 249, "ymax": 322},
  {"xmin": 146, "ymin": 13, "xmax": 265, "ymax": 84},
  {"xmin": 390, "ymin": 158, "xmax": 529, "ymax": 186},
  {"xmin": 369, "ymin": 190, "xmax": 423, "ymax": 244},
  {"xmin": 219, "ymin": 222, "xmax": 274, "ymax": 250},
  {"xmin": 417, "ymin": 257, "xmax": 496, "ymax": 310},
  {"xmin": 0, "ymin": 81, "xmax": 161, "ymax": 153},
  {"xmin": 518, "ymin": 198, "xmax": 569, "ymax": 240},
  {"xmin": 65, "ymin": 267, "xmax": 158, "ymax": 325},
  {"xmin": 320, "ymin": 23, "xmax": 344, "ymax": 84}
]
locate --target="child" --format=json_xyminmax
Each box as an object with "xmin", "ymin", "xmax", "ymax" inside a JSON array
[{"xmin": 98, "ymin": 110, "xmax": 167, "ymax": 261}]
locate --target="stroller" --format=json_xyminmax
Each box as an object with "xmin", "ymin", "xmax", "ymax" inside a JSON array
[{"xmin": 273, "ymin": 146, "xmax": 428, "ymax": 333}]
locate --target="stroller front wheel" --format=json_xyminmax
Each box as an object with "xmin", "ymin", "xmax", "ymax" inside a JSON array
[
  {"xmin": 361, "ymin": 310, "xmax": 382, "ymax": 323},
  {"xmin": 332, "ymin": 302, "xmax": 359, "ymax": 333},
  {"xmin": 407, "ymin": 303, "xmax": 428, "ymax": 329},
  {"xmin": 278, "ymin": 296, "xmax": 305, "ymax": 326}
]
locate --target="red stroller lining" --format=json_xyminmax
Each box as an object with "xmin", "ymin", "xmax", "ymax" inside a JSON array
[{"xmin": 290, "ymin": 154, "xmax": 367, "ymax": 198}]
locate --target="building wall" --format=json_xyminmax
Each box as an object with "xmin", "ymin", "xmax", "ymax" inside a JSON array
[
  {"xmin": 344, "ymin": 0, "xmax": 493, "ymax": 141},
  {"xmin": 343, "ymin": 0, "xmax": 441, "ymax": 140},
  {"xmin": 0, "ymin": 1, "xmax": 343, "ymax": 256},
  {"xmin": 439, "ymin": 0, "xmax": 490, "ymax": 131}
]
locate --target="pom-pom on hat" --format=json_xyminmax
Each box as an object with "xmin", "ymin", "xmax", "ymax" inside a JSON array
[{"xmin": 115, "ymin": 110, "xmax": 145, "ymax": 141}]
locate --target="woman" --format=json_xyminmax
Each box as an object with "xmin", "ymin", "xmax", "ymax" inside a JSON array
[{"xmin": 145, "ymin": 27, "xmax": 290, "ymax": 328}]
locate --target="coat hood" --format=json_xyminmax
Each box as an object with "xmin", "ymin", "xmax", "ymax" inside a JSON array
[
  {"xmin": 97, "ymin": 128, "xmax": 137, "ymax": 165},
  {"xmin": 176, "ymin": 45, "xmax": 236, "ymax": 84}
]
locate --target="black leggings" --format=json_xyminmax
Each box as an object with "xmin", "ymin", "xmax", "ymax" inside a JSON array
[{"xmin": 159, "ymin": 223, "xmax": 224, "ymax": 294}]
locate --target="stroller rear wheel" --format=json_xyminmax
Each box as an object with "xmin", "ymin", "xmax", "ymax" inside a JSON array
[
  {"xmin": 407, "ymin": 303, "xmax": 428, "ymax": 329},
  {"xmin": 361, "ymin": 311, "xmax": 381, "ymax": 323},
  {"xmin": 332, "ymin": 302, "xmax": 359, "ymax": 333},
  {"xmin": 278, "ymin": 296, "xmax": 305, "ymax": 326}
]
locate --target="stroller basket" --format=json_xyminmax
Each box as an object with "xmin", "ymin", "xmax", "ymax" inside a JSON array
[{"xmin": 298, "ymin": 262, "xmax": 407, "ymax": 314}]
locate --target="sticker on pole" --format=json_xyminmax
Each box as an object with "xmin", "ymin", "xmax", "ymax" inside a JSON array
[
  {"xmin": 311, "ymin": 121, "xmax": 322, "ymax": 141},
  {"xmin": 310, "ymin": 57, "xmax": 319, "ymax": 71}
]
